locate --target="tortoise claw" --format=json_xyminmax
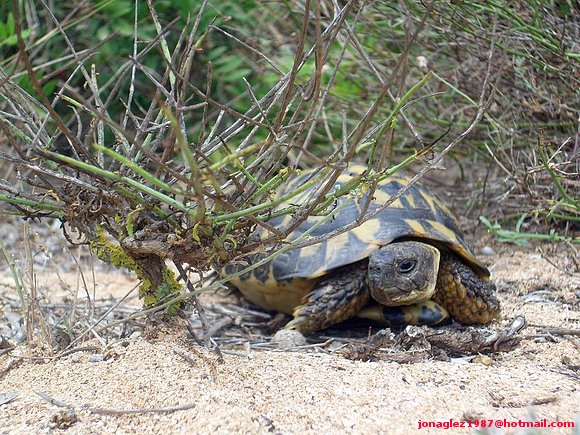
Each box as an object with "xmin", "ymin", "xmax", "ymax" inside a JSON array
[{"xmin": 285, "ymin": 316, "xmax": 314, "ymax": 333}]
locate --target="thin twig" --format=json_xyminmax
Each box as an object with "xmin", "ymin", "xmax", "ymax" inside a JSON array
[
  {"xmin": 36, "ymin": 391, "xmax": 197, "ymax": 415},
  {"xmin": 89, "ymin": 403, "xmax": 197, "ymax": 416},
  {"xmin": 174, "ymin": 262, "xmax": 212, "ymax": 350}
]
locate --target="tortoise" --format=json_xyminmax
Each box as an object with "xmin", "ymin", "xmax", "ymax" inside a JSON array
[{"xmin": 224, "ymin": 165, "xmax": 500, "ymax": 333}]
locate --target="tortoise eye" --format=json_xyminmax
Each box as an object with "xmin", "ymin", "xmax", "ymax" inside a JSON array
[{"xmin": 399, "ymin": 259, "xmax": 416, "ymax": 274}]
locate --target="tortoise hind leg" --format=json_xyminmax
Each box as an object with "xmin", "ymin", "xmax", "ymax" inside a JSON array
[
  {"xmin": 286, "ymin": 262, "xmax": 370, "ymax": 333},
  {"xmin": 433, "ymin": 253, "xmax": 501, "ymax": 324}
]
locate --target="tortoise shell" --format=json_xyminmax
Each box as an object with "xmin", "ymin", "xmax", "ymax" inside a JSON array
[{"xmin": 226, "ymin": 165, "xmax": 489, "ymax": 313}]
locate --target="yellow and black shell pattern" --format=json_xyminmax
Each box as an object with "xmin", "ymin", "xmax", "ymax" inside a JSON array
[{"xmin": 226, "ymin": 165, "xmax": 490, "ymax": 314}]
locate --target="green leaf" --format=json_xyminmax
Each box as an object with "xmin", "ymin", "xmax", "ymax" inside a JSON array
[
  {"xmin": 223, "ymin": 68, "xmax": 252, "ymax": 82},
  {"xmin": 206, "ymin": 46, "xmax": 228, "ymax": 60},
  {"xmin": 214, "ymin": 56, "xmax": 245, "ymax": 74},
  {"xmin": 7, "ymin": 12, "xmax": 14, "ymax": 35}
]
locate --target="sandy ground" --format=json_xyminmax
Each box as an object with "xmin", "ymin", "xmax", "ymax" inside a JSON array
[{"xmin": 0, "ymin": 244, "xmax": 579, "ymax": 434}]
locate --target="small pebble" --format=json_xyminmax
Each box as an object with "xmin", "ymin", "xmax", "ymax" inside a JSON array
[
  {"xmin": 473, "ymin": 354, "xmax": 493, "ymax": 366},
  {"xmin": 271, "ymin": 329, "xmax": 307, "ymax": 349},
  {"xmin": 479, "ymin": 246, "xmax": 496, "ymax": 256},
  {"xmin": 88, "ymin": 354, "xmax": 104, "ymax": 363}
]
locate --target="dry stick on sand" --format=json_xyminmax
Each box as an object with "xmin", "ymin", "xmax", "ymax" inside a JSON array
[
  {"xmin": 527, "ymin": 325, "xmax": 580, "ymax": 337},
  {"xmin": 36, "ymin": 391, "xmax": 197, "ymax": 415}
]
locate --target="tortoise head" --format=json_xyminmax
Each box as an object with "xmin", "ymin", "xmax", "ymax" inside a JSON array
[{"xmin": 367, "ymin": 241, "xmax": 440, "ymax": 306}]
